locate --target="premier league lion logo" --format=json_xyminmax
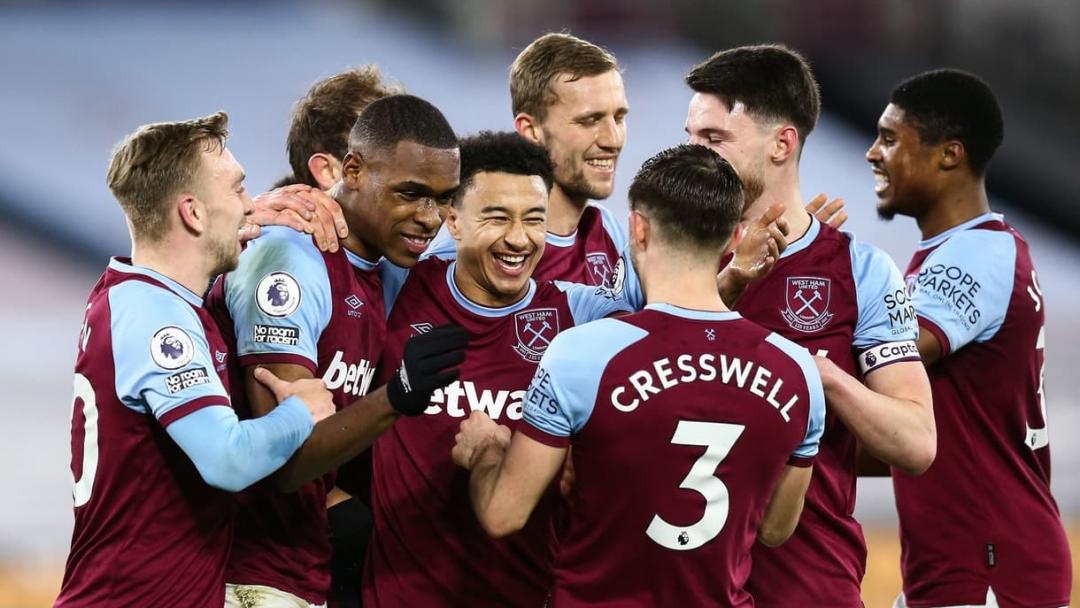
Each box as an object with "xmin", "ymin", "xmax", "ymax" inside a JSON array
[
  {"xmin": 160, "ymin": 334, "xmax": 185, "ymax": 361},
  {"xmin": 256, "ymin": 272, "xmax": 302, "ymax": 317},
  {"xmin": 150, "ymin": 327, "xmax": 195, "ymax": 369}
]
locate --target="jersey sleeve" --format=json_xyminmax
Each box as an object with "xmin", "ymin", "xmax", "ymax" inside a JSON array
[
  {"xmin": 420, "ymin": 224, "xmax": 458, "ymax": 261},
  {"xmin": 849, "ymin": 237, "xmax": 921, "ymax": 374},
  {"xmin": 553, "ymin": 280, "xmax": 634, "ymax": 324},
  {"xmin": 764, "ymin": 333, "xmax": 826, "ymax": 466},
  {"xmin": 109, "ymin": 282, "xmax": 230, "ymax": 427},
  {"xmin": 910, "ymin": 229, "xmax": 1016, "ymax": 356},
  {"xmin": 597, "ymin": 204, "xmax": 645, "ymax": 311},
  {"xmin": 521, "ymin": 318, "xmax": 648, "ymax": 447},
  {"xmin": 224, "ymin": 227, "xmax": 332, "ymax": 373}
]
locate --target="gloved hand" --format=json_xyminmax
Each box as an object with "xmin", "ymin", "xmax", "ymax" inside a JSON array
[{"xmin": 386, "ymin": 324, "xmax": 468, "ymax": 416}]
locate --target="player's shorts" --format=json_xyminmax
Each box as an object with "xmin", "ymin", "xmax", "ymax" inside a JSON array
[
  {"xmin": 892, "ymin": 587, "xmax": 1067, "ymax": 608},
  {"xmin": 225, "ymin": 583, "xmax": 327, "ymax": 608}
]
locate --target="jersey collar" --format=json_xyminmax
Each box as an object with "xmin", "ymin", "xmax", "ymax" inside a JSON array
[
  {"xmin": 446, "ymin": 261, "xmax": 537, "ymax": 317},
  {"xmin": 779, "ymin": 212, "xmax": 821, "ymax": 259},
  {"xmin": 343, "ymin": 248, "xmax": 380, "ymax": 272},
  {"xmin": 918, "ymin": 211, "xmax": 1004, "ymax": 250},
  {"xmin": 109, "ymin": 257, "xmax": 204, "ymax": 307},
  {"xmin": 646, "ymin": 302, "xmax": 742, "ymax": 321}
]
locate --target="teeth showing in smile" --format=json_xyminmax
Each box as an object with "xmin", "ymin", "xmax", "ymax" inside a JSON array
[
  {"xmin": 586, "ymin": 158, "xmax": 614, "ymax": 170},
  {"xmin": 404, "ymin": 235, "xmax": 431, "ymax": 246},
  {"xmin": 494, "ymin": 253, "xmax": 526, "ymax": 267},
  {"xmin": 873, "ymin": 172, "xmax": 890, "ymax": 191}
]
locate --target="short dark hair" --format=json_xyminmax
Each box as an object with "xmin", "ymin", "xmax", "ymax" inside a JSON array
[
  {"xmin": 107, "ymin": 111, "xmax": 229, "ymax": 242},
  {"xmin": 890, "ymin": 69, "xmax": 1004, "ymax": 176},
  {"xmin": 348, "ymin": 94, "xmax": 457, "ymax": 156},
  {"xmin": 510, "ymin": 32, "xmax": 619, "ymax": 121},
  {"xmin": 287, "ymin": 66, "xmax": 402, "ymax": 186},
  {"xmin": 629, "ymin": 144, "xmax": 744, "ymax": 251},
  {"xmin": 455, "ymin": 131, "xmax": 554, "ymax": 206},
  {"xmin": 686, "ymin": 44, "xmax": 820, "ymax": 151}
]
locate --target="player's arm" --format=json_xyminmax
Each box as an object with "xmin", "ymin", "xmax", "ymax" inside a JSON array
[
  {"xmin": 251, "ymin": 326, "xmax": 468, "ymax": 493},
  {"xmin": 916, "ymin": 323, "xmax": 943, "ymax": 365},
  {"xmin": 452, "ymin": 411, "xmax": 566, "ymax": 538},
  {"xmin": 758, "ymin": 465, "xmax": 813, "ymax": 547}
]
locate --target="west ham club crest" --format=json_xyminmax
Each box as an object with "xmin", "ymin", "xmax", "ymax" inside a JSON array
[
  {"xmin": 512, "ymin": 308, "xmax": 560, "ymax": 362},
  {"xmin": 585, "ymin": 252, "xmax": 613, "ymax": 286},
  {"xmin": 781, "ymin": 276, "xmax": 834, "ymax": 333}
]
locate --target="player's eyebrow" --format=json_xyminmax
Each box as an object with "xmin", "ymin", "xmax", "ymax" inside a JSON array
[
  {"xmin": 479, "ymin": 205, "xmax": 512, "ymax": 215},
  {"xmin": 395, "ymin": 181, "xmax": 437, "ymax": 194}
]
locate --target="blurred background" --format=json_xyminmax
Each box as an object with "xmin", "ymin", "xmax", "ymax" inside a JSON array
[{"xmin": 1, "ymin": 1, "xmax": 1077, "ymax": 605}]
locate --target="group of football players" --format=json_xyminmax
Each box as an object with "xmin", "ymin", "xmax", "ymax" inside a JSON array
[{"xmin": 55, "ymin": 31, "xmax": 1071, "ymax": 608}]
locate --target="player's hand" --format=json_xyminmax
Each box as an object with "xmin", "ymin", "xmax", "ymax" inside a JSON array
[
  {"xmin": 253, "ymin": 366, "xmax": 336, "ymax": 423},
  {"xmin": 387, "ymin": 325, "xmax": 469, "ymax": 416},
  {"xmin": 805, "ymin": 193, "xmax": 848, "ymax": 229},
  {"xmin": 728, "ymin": 202, "xmax": 789, "ymax": 285},
  {"xmin": 452, "ymin": 411, "xmax": 511, "ymax": 470},
  {"xmin": 249, "ymin": 185, "xmax": 348, "ymax": 252}
]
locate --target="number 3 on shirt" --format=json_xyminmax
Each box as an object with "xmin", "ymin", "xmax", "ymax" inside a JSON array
[{"xmin": 647, "ymin": 421, "xmax": 745, "ymax": 551}]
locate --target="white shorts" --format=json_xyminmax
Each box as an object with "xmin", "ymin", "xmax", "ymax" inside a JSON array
[
  {"xmin": 225, "ymin": 583, "xmax": 327, "ymax": 608},
  {"xmin": 892, "ymin": 587, "xmax": 1068, "ymax": 608}
]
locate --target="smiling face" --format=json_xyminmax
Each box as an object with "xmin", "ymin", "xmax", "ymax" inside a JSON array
[
  {"xmin": 195, "ymin": 145, "xmax": 253, "ymax": 275},
  {"xmin": 866, "ymin": 103, "xmax": 941, "ymax": 220},
  {"xmin": 447, "ymin": 171, "xmax": 548, "ymax": 307},
  {"xmin": 341, "ymin": 140, "xmax": 460, "ymax": 266},
  {"xmin": 685, "ymin": 92, "xmax": 768, "ymax": 212},
  {"xmin": 535, "ymin": 70, "xmax": 628, "ymax": 202}
]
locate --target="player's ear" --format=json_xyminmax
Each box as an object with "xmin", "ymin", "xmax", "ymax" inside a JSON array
[
  {"xmin": 629, "ymin": 209, "xmax": 650, "ymax": 252},
  {"xmin": 514, "ymin": 113, "xmax": 542, "ymax": 145},
  {"xmin": 724, "ymin": 223, "xmax": 744, "ymax": 256},
  {"xmin": 308, "ymin": 153, "xmax": 342, "ymax": 191},
  {"xmin": 445, "ymin": 202, "xmax": 463, "ymax": 241},
  {"xmin": 341, "ymin": 151, "xmax": 366, "ymax": 189},
  {"xmin": 940, "ymin": 141, "xmax": 964, "ymax": 172},
  {"xmin": 771, "ymin": 124, "xmax": 799, "ymax": 164},
  {"xmin": 176, "ymin": 192, "xmax": 205, "ymax": 235}
]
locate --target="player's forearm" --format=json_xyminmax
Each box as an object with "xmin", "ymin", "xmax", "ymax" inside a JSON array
[
  {"xmin": 469, "ymin": 441, "xmax": 521, "ymax": 538},
  {"xmin": 758, "ymin": 465, "xmax": 812, "ymax": 547},
  {"xmin": 273, "ymin": 387, "xmax": 399, "ymax": 492},
  {"xmin": 819, "ymin": 364, "xmax": 935, "ymax": 475}
]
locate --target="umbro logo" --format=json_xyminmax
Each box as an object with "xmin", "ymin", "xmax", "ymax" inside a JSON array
[
  {"xmin": 345, "ymin": 294, "xmax": 364, "ymax": 319},
  {"xmin": 214, "ymin": 351, "xmax": 227, "ymax": 363},
  {"xmin": 411, "ymin": 323, "xmax": 434, "ymax": 335}
]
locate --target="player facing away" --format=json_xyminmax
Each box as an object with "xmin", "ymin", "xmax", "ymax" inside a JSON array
[
  {"xmin": 206, "ymin": 95, "xmax": 468, "ymax": 608},
  {"xmin": 452, "ymin": 144, "xmax": 825, "ymax": 607},
  {"xmin": 364, "ymin": 131, "xmax": 633, "ymax": 607},
  {"xmin": 56, "ymin": 113, "xmax": 336, "ymax": 607},
  {"xmin": 868, "ymin": 69, "xmax": 1072, "ymax": 608},
  {"xmin": 684, "ymin": 45, "xmax": 935, "ymax": 607}
]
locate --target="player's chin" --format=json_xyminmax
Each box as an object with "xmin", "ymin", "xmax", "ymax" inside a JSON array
[
  {"xmin": 875, "ymin": 199, "xmax": 899, "ymax": 221},
  {"xmin": 385, "ymin": 246, "xmax": 423, "ymax": 268}
]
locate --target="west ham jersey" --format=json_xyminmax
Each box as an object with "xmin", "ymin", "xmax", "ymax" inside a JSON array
[
  {"xmin": 56, "ymin": 259, "xmax": 235, "ymax": 608},
  {"xmin": 896, "ymin": 212, "xmax": 1071, "ymax": 608},
  {"xmin": 363, "ymin": 257, "xmax": 631, "ymax": 607},
  {"xmin": 425, "ymin": 202, "xmax": 629, "ymax": 287},
  {"xmin": 207, "ymin": 226, "xmax": 386, "ymax": 605},
  {"xmin": 522, "ymin": 304, "xmax": 825, "ymax": 607},
  {"xmin": 737, "ymin": 216, "xmax": 919, "ymax": 607}
]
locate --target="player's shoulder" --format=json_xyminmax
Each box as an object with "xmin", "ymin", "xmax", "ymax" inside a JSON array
[
  {"xmin": 237, "ymin": 226, "xmax": 324, "ymax": 271},
  {"xmin": 589, "ymin": 202, "xmax": 628, "ymax": 246},
  {"xmin": 107, "ymin": 280, "xmax": 206, "ymax": 338},
  {"xmin": 924, "ymin": 224, "xmax": 1017, "ymax": 274},
  {"xmin": 547, "ymin": 316, "xmax": 645, "ymax": 361},
  {"xmin": 844, "ymin": 231, "xmax": 901, "ymax": 274}
]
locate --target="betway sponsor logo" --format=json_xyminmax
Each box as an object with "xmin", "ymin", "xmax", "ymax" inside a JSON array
[
  {"xmin": 322, "ymin": 350, "xmax": 375, "ymax": 397},
  {"xmin": 424, "ymin": 380, "xmax": 526, "ymax": 421}
]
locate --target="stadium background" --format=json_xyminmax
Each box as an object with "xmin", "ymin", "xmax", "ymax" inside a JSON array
[{"xmin": 1, "ymin": 1, "xmax": 1077, "ymax": 605}]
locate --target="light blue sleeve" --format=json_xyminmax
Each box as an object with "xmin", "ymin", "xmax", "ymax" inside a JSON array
[
  {"xmin": 849, "ymin": 236, "xmax": 919, "ymax": 348},
  {"xmin": 765, "ymin": 333, "xmax": 826, "ymax": 460},
  {"xmin": 225, "ymin": 227, "xmax": 332, "ymax": 368},
  {"xmin": 553, "ymin": 280, "xmax": 634, "ymax": 324},
  {"xmin": 420, "ymin": 224, "xmax": 458, "ymax": 261},
  {"xmin": 596, "ymin": 204, "xmax": 645, "ymax": 311},
  {"xmin": 910, "ymin": 229, "xmax": 1015, "ymax": 354},
  {"xmin": 380, "ymin": 262, "xmax": 410, "ymax": 317},
  {"xmin": 110, "ymin": 282, "xmax": 230, "ymax": 420},
  {"xmin": 165, "ymin": 398, "xmax": 313, "ymax": 492},
  {"xmin": 523, "ymin": 319, "xmax": 648, "ymax": 437}
]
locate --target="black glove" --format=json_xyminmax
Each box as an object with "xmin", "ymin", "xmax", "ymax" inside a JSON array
[{"xmin": 386, "ymin": 324, "xmax": 468, "ymax": 416}]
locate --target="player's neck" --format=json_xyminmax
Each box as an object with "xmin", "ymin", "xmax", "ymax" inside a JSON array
[
  {"xmin": 452, "ymin": 263, "xmax": 530, "ymax": 309},
  {"xmin": 917, "ymin": 180, "xmax": 992, "ymax": 240},
  {"xmin": 546, "ymin": 185, "xmax": 588, "ymax": 236},
  {"xmin": 131, "ymin": 240, "xmax": 212, "ymax": 298},
  {"xmin": 341, "ymin": 233, "xmax": 378, "ymax": 264},
  {"xmin": 743, "ymin": 180, "xmax": 811, "ymax": 245},
  {"xmin": 642, "ymin": 256, "xmax": 729, "ymax": 313}
]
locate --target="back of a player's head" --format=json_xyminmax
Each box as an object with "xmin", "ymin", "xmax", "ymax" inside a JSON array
[
  {"xmin": 629, "ymin": 144, "xmax": 744, "ymax": 253},
  {"xmin": 288, "ymin": 66, "xmax": 402, "ymax": 186},
  {"xmin": 890, "ymin": 69, "xmax": 1003, "ymax": 176},
  {"xmin": 510, "ymin": 32, "xmax": 619, "ymax": 122},
  {"xmin": 686, "ymin": 44, "xmax": 820, "ymax": 149},
  {"xmin": 107, "ymin": 111, "xmax": 229, "ymax": 242},
  {"xmin": 455, "ymin": 131, "xmax": 554, "ymax": 206},
  {"xmin": 348, "ymin": 94, "xmax": 457, "ymax": 157}
]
